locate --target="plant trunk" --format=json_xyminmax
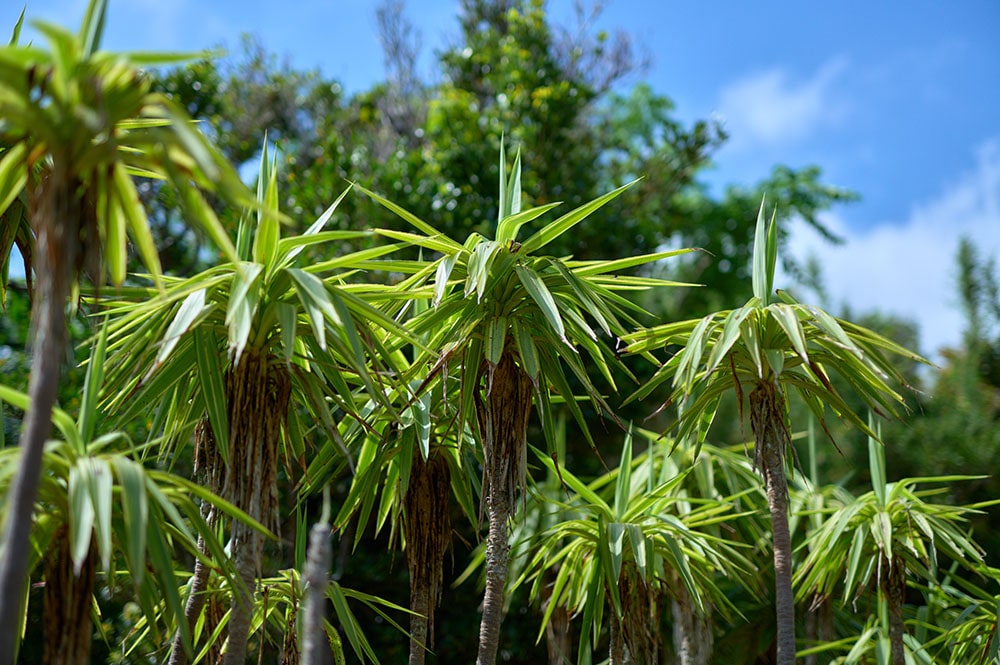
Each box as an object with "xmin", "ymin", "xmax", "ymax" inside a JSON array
[
  {"xmin": 750, "ymin": 381, "xmax": 796, "ymax": 665},
  {"xmin": 542, "ymin": 568, "xmax": 571, "ymax": 665},
  {"xmin": 301, "ymin": 522, "xmax": 333, "ymax": 665},
  {"xmin": 168, "ymin": 535, "xmax": 213, "ymax": 665},
  {"xmin": 223, "ymin": 523, "xmax": 259, "ymax": 665},
  {"xmin": 0, "ymin": 172, "xmax": 78, "ymax": 665},
  {"xmin": 672, "ymin": 580, "xmax": 713, "ymax": 665},
  {"xmin": 804, "ymin": 603, "xmax": 816, "ymax": 665},
  {"xmin": 404, "ymin": 450, "xmax": 451, "ymax": 665},
  {"xmin": 803, "ymin": 596, "xmax": 833, "ymax": 665},
  {"xmin": 409, "ymin": 584, "xmax": 430, "ymax": 665},
  {"xmin": 43, "ymin": 529, "xmax": 96, "ymax": 665},
  {"xmin": 608, "ymin": 611, "xmax": 625, "ymax": 665},
  {"xmin": 171, "ymin": 421, "xmax": 223, "ymax": 665},
  {"xmin": 618, "ymin": 564, "xmax": 659, "ymax": 665},
  {"xmin": 478, "ymin": 481, "xmax": 512, "ymax": 665},
  {"xmin": 221, "ymin": 351, "xmax": 291, "ymax": 665},
  {"xmin": 475, "ymin": 353, "xmax": 533, "ymax": 665},
  {"xmin": 883, "ymin": 557, "xmax": 907, "ymax": 665}
]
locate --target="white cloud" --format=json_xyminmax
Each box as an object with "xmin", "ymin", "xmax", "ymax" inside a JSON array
[
  {"xmin": 716, "ymin": 57, "xmax": 849, "ymax": 150},
  {"xmin": 782, "ymin": 138, "xmax": 1000, "ymax": 361}
]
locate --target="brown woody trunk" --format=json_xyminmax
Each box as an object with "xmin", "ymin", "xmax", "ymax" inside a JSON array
[
  {"xmin": 750, "ymin": 380, "xmax": 796, "ymax": 665},
  {"xmin": 475, "ymin": 353, "xmax": 533, "ymax": 665},
  {"xmin": 404, "ymin": 449, "xmax": 452, "ymax": 665},
  {"xmin": 0, "ymin": 171, "xmax": 80, "ymax": 663},
  {"xmin": 221, "ymin": 351, "xmax": 291, "ymax": 665},
  {"xmin": 882, "ymin": 557, "xmax": 907, "ymax": 665},
  {"xmin": 43, "ymin": 529, "xmax": 96, "ymax": 665}
]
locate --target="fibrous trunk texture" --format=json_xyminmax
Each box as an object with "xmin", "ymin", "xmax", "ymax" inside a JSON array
[
  {"xmin": 301, "ymin": 522, "xmax": 334, "ymax": 665},
  {"xmin": 404, "ymin": 449, "xmax": 452, "ymax": 665},
  {"xmin": 221, "ymin": 351, "xmax": 291, "ymax": 665},
  {"xmin": 672, "ymin": 578, "xmax": 713, "ymax": 665},
  {"xmin": 612, "ymin": 564, "xmax": 659, "ymax": 665},
  {"xmin": 882, "ymin": 556, "xmax": 907, "ymax": 665},
  {"xmin": 475, "ymin": 353, "xmax": 533, "ymax": 665},
  {"xmin": 750, "ymin": 380, "xmax": 796, "ymax": 665},
  {"xmin": 0, "ymin": 171, "xmax": 80, "ymax": 663},
  {"xmin": 43, "ymin": 529, "xmax": 96, "ymax": 665},
  {"xmin": 170, "ymin": 420, "xmax": 223, "ymax": 665}
]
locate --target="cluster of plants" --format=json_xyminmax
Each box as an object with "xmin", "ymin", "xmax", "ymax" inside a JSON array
[{"xmin": 1, "ymin": 1, "xmax": 998, "ymax": 664}]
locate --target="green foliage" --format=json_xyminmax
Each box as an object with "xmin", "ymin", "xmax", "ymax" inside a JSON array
[
  {"xmin": 0, "ymin": 2, "xmax": 995, "ymax": 664},
  {"xmin": 516, "ymin": 432, "xmax": 754, "ymax": 660}
]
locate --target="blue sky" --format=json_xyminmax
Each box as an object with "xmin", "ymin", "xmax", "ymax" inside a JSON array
[{"xmin": 9, "ymin": 0, "xmax": 1000, "ymax": 361}]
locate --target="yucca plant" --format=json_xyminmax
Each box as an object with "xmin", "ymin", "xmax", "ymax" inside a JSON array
[
  {"xmin": 327, "ymin": 369, "xmax": 478, "ymax": 665},
  {"xmin": 360, "ymin": 143, "xmax": 693, "ymax": 665},
  {"xmin": 0, "ymin": 9, "xmax": 33, "ymax": 305},
  {"xmin": 918, "ymin": 566, "xmax": 1000, "ymax": 664},
  {"xmin": 794, "ymin": 417, "xmax": 990, "ymax": 665},
  {"xmin": 516, "ymin": 430, "xmax": 753, "ymax": 665},
  {"xmin": 130, "ymin": 513, "xmax": 410, "ymax": 665},
  {"xmin": 623, "ymin": 200, "xmax": 927, "ymax": 665},
  {"xmin": 97, "ymin": 147, "xmax": 415, "ymax": 665},
  {"xmin": 0, "ymin": 327, "xmax": 261, "ymax": 664},
  {"xmin": 635, "ymin": 428, "xmax": 768, "ymax": 665},
  {"xmin": 785, "ymin": 420, "xmax": 855, "ymax": 665},
  {"xmin": 0, "ymin": 2, "xmax": 252, "ymax": 653}
]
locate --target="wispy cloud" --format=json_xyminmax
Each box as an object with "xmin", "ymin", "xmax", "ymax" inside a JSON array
[
  {"xmin": 716, "ymin": 57, "xmax": 849, "ymax": 150},
  {"xmin": 782, "ymin": 138, "xmax": 1000, "ymax": 360}
]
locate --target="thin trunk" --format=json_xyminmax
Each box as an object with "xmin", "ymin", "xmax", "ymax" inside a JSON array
[
  {"xmin": 301, "ymin": 522, "xmax": 333, "ymax": 665},
  {"xmin": 544, "ymin": 604, "xmax": 571, "ymax": 665},
  {"xmin": 883, "ymin": 557, "xmax": 907, "ymax": 665},
  {"xmin": 475, "ymin": 353, "xmax": 533, "ymax": 665},
  {"xmin": 672, "ymin": 580, "xmax": 713, "ymax": 665},
  {"xmin": 804, "ymin": 602, "xmax": 817, "ymax": 665},
  {"xmin": 404, "ymin": 450, "xmax": 451, "ymax": 665},
  {"xmin": 804, "ymin": 596, "xmax": 833, "ymax": 665},
  {"xmin": 608, "ymin": 611, "xmax": 625, "ymax": 665},
  {"xmin": 0, "ymin": 172, "xmax": 77, "ymax": 664},
  {"xmin": 542, "ymin": 568, "xmax": 571, "ymax": 665},
  {"xmin": 43, "ymin": 530, "xmax": 96, "ymax": 665},
  {"xmin": 223, "ymin": 523, "xmax": 259, "ymax": 665},
  {"xmin": 168, "ymin": 535, "xmax": 213, "ymax": 665},
  {"xmin": 171, "ymin": 421, "xmax": 223, "ymax": 665},
  {"xmin": 750, "ymin": 381, "xmax": 796, "ymax": 665},
  {"xmin": 409, "ymin": 586, "xmax": 430, "ymax": 665},
  {"xmin": 819, "ymin": 597, "xmax": 833, "ymax": 644},
  {"xmin": 477, "ymin": 483, "xmax": 511, "ymax": 665}
]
